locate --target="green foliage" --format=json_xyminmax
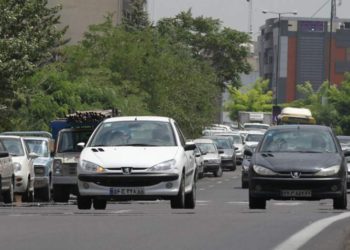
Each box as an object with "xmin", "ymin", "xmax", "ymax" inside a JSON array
[
  {"xmin": 0, "ymin": 0, "xmax": 66, "ymax": 130},
  {"xmin": 122, "ymin": 0, "xmax": 150, "ymax": 31},
  {"xmin": 225, "ymin": 79, "xmax": 273, "ymax": 121},
  {"xmin": 11, "ymin": 17, "xmax": 219, "ymax": 137},
  {"xmin": 157, "ymin": 10, "xmax": 251, "ymax": 88}
]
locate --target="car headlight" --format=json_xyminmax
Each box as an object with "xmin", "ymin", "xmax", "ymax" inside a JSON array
[
  {"xmin": 148, "ymin": 159, "xmax": 177, "ymax": 172},
  {"xmin": 53, "ymin": 159, "xmax": 62, "ymax": 175},
  {"xmin": 81, "ymin": 160, "xmax": 105, "ymax": 173},
  {"xmin": 253, "ymin": 165, "xmax": 277, "ymax": 176},
  {"xmin": 14, "ymin": 162, "xmax": 21, "ymax": 173},
  {"xmin": 315, "ymin": 165, "xmax": 340, "ymax": 176}
]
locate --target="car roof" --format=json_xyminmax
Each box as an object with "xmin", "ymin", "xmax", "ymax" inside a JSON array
[
  {"xmin": 103, "ymin": 116, "xmax": 173, "ymax": 123},
  {"xmin": 22, "ymin": 136, "xmax": 49, "ymax": 141},
  {"xmin": 268, "ymin": 125, "xmax": 331, "ymax": 132},
  {"xmin": 0, "ymin": 135, "xmax": 22, "ymax": 139},
  {"xmin": 193, "ymin": 139, "xmax": 215, "ymax": 144}
]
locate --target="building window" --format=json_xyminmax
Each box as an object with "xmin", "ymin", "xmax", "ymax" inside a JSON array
[{"xmin": 300, "ymin": 21, "xmax": 324, "ymax": 32}]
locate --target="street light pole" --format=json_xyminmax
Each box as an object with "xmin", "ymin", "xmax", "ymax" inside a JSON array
[{"xmin": 262, "ymin": 10, "xmax": 297, "ymax": 105}]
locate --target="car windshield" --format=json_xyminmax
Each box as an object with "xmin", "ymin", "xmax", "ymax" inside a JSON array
[
  {"xmin": 211, "ymin": 138, "xmax": 232, "ymax": 149},
  {"xmin": 58, "ymin": 130, "xmax": 92, "ymax": 153},
  {"xmin": 260, "ymin": 129, "xmax": 337, "ymax": 153},
  {"xmin": 24, "ymin": 139, "xmax": 49, "ymax": 157},
  {"xmin": 196, "ymin": 143, "xmax": 217, "ymax": 154},
  {"xmin": 89, "ymin": 120, "xmax": 176, "ymax": 147},
  {"xmin": 245, "ymin": 134, "xmax": 264, "ymax": 142},
  {"xmin": 1, "ymin": 138, "xmax": 24, "ymax": 156},
  {"xmin": 244, "ymin": 124, "xmax": 269, "ymax": 130}
]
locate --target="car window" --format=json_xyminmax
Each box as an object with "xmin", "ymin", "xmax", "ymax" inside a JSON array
[
  {"xmin": 58, "ymin": 130, "xmax": 92, "ymax": 153},
  {"xmin": 246, "ymin": 134, "xmax": 264, "ymax": 142},
  {"xmin": 1, "ymin": 138, "xmax": 24, "ymax": 156},
  {"xmin": 260, "ymin": 129, "xmax": 337, "ymax": 153},
  {"xmin": 0, "ymin": 140, "xmax": 6, "ymax": 152},
  {"xmin": 24, "ymin": 139, "xmax": 49, "ymax": 157},
  {"xmin": 89, "ymin": 120, "xmax": 177, "ymax": 147},
  {"xmin": 197, "ymin": 143, "xmax": 217, "ymax": 154}
]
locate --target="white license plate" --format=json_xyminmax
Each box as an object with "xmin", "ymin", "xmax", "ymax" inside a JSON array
[
  {"xmin": 281, "ymin": 190, "xmax": 312, "ymax": 197},
  {"xmin": 109, "ymin": 187, "xmax": 145, "ymax": 196}
]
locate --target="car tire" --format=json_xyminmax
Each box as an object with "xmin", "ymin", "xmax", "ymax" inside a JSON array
[
  {"xmin": 185, "ymin": 177, "xmax": 196, "ymax": 209},
  {"xmin": 77, "ymin": 196, "xmax": 92, "ymax": 210},
  {"xmin": 93, "ymin": 199, "xmax": 107, "ymax": 210},
  {"xmin": 53, "ymin": 185, "xmax": 70, "ymax": 203},
  {"xmin": 333, "ymin": 185, "xmax": 347, "ymax": 210},
  {"xmin": 249, "ymin": 195, "xmax": 266, "ymax": 209},
  {"xmin": 214, "ymin": 165, "xmax": 223, "ymax": 177},
  {"xmin": 3, "ymin": 178, "xmax": 14, "ymax": 204},
  {"xmin": 171, "ymin": 174, "xmax": 185, "ymax": 209}
]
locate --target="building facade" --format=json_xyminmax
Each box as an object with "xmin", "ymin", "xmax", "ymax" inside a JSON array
[
  {"xmin": 49, "ymin": 0, "xmax": 141, "ymax": 44},
  {"xmin": 258, "ymin": 17, "xmax": 350, "ymax": 103}
]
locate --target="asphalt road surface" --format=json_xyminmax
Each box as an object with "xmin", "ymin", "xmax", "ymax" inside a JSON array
[{"xmin": 1, "ymin": 166, "xmax": 350, "ymax": 250}]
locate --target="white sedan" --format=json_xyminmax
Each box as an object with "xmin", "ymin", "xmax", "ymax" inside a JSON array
[{"xmin": 77, "ymin": 116, "xmax": 197, "ymax": 210}]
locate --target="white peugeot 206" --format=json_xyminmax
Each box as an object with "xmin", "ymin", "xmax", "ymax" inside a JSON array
[{"xmin": 77, "ymin": 116, "xmax": 197, "ymax": 210}]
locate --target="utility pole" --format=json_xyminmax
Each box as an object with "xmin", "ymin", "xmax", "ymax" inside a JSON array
[{"xmin": 328, "ymin": 0, "xmax": 336, "ymax": 87}]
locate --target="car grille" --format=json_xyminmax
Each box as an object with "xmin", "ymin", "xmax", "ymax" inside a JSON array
[
  {"xmin": 62, "ymin": 163, "xmax": 77, "ymax": 175},
  {"xmin": 94, "ymin": 179, "xmax": 162, "ymax": 187},
  {"xmin": 34, "ymin": 166, "xmax": 46, "ymax": 177}
]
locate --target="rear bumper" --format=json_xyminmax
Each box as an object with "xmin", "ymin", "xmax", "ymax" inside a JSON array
[{"xmin": 250, "ymin": 177, "xmax": 344, "ymax": 200}]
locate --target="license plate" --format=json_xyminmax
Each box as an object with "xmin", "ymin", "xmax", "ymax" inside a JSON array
[
  {"xmin": 281, "ymin": 190, "xmax": 312, "ymax": 197},
  {"xmin": 109, "ymin": 187, "xmax": 145, "ymax": 196}
]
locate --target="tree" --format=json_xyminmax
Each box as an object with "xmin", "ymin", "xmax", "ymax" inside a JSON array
[
  {"xmin": 0, "ymin": 0, "xmax": 66, "ymax": 130},
  {"xmin": 225, "ymin": 79, "xmax": 273, "ymax": 121},
  {"xmin": 122, "ymin": 0, "xmax": 150, "ymax": 31},
  {"xmin": 157, "ymin": 10, "xmax": 251, "ymax": 88}
]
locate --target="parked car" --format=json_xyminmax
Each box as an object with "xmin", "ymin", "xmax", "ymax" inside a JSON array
[
  {"xmin": 194, "ymin": 146, "xmax": 205, "ymax": 179},
  {"xmin": 194, "ymin": 139, "xmax": 222, "ymax": 177},
  {"xmin": 76, "ymin": 116, "xmax": 197, "ymax": 210},
  {"xmin": 0, "ymin": 135, "xmax": 35, "ymax": 202},
  {"xmin": 23, "ymin": 135, "xmax": 54, "ymax": 201},
  {"xmin": 246, "ymin": 125, "xmax": 349, "ymax": 210},
  {"xmin": 0, "ymin": 139, "xmax": 15, "ymax": 203},
  {"xmin": 202, "ymin": 136, "xmax": 236, "ymax": 171}
]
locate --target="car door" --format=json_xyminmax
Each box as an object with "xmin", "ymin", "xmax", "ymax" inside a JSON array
[
  {"xmin": 174, "ymin": 123, "xmax": 195, "ymax": 188},
  {"xmin": 22, "ymin": 139, "xmax": 35, "ymax": 185},
  {"xmin": 0, "ymin": 140, "xmax": 12, "ymax": 189}
]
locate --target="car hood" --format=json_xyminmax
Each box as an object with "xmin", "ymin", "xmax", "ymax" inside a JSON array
[
  {"xmin": 81, "ymin": 146, "xmax": 179, "ymax": 168},
  {"xmin": 202, "ymin": 153, "xmax": 220, "ymax": 160},
  {"xmin": 254, "ymin": 152, "xmax": 342, "ymax": 172},
  {"xmin": 33, "ymin": 157, "xmax": 52, "ymax": 166}
]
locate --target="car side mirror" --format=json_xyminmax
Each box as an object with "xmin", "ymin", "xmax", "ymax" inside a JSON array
[
  {"xmin": 244, "ymin": 149, "xmax": 253, "ymax": 157},
  {"xmin": 344, "ymin": 150, "xmax": 350, "ymax": 157},
  {"xmin": 0, "ymin": 151, "xmax": 9, "ymax": 158},
  {"xmin": 77, "ymin": 142, "xmax": 86, "ymax": 150},
  {"xmin": 29, "ymin": 152, "xmax": 39, "ymax": 159},
  {"xmin": 184, "ymin": 142, "xmax": 196, "ymax": 151}
]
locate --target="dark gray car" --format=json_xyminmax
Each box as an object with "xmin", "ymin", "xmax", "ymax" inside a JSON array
[{"xmin": 246, "ymin": 125, "xmax": 350, "ymax": 210}]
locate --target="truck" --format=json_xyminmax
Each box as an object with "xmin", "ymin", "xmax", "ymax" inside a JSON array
[
  {"xmin": 51, "ymin": 109, "xmax": 117, "ymax": 202},
  {"xmin": 238, "ymin": 111, "xmax": 273, "ymax": 129}
]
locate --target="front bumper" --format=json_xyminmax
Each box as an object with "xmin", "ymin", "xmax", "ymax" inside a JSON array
[
  {"xmin": 250, "ymin": 177, "xmax": 344, "ymax": 200},
  {"xmin": 34, "ymin": 176, "xmax": 50, "ymax": 189},
  {"xmin": 78, "ymin": 173, "xmax": 181, "ymax": 198}
]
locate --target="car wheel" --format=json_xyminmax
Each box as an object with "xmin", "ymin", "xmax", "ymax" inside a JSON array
[
  {"xmin": 249, "ymin": 195, "xmax": 266, "ymax": 209},
  {"xmin": 3, "ymin": 178, "xmax": 14, "ymax": 204},
  {"xmin": 185, "ymin": 177, "xmax": 196, "ymax": 209},
  {"xmin": 171, "ymin": 174, "xmax": 185, "ymax": 209},
  {"xmin": 93, "ymin": 199, "xmax": 107, "ymax": 210},
  {"xmin": 333, "ymin": 185, "xmax": 347, "ymax": 210},
  {"xmin": 77, "ymin": 196, "xmax": 92, "ymax": 210},
  {"xmin": 53, "ymin": 185, "xmax": 70, "ymax": 203},
  {"xmin": 214, "ymin": 165, "xmax": 223, "ymax": 177}
]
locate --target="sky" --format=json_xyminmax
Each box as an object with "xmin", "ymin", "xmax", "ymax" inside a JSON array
[{"xmin": 147, "ymin": 0, "xmax": 350, "ymax": 39}]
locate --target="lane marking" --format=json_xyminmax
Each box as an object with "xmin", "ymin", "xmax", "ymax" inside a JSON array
[
  {"xmin": 274, "ymin": 212, "xmax": 350, "ymax": 250},
  {"xmin": 273, "ymin": 202, "xmax": 303, "ymax": 206},
  {"xmin": 111, "ymin": 210, "xmax": 131, "ymax": 214},
  {"xmin": 217, "ymin": 181, "xmax": 223, "ymax": 184}
]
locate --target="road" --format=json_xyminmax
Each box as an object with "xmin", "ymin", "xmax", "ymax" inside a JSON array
[{"xmin": 1, "ymin": 166, "xmax": 350, "ymax": 250}]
